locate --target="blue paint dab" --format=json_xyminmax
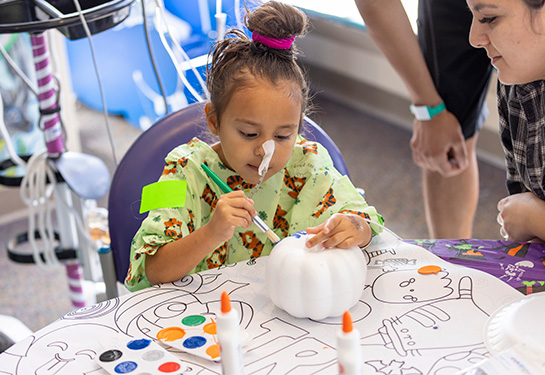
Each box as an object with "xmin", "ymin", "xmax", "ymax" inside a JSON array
[
  {"xmin": 126, "ymin": 338, "xmax": 151, "ymax": 350},
  {"xmin": 114, "ymin": 360, "xmax": 137, "ymax": 373},
  {"xmin": 183, "ymin": 336, "xmax": 207, "ymax": 349},
  {"xmin": 291, "ymin": 231, "xmax": 307, "ymax": 238}
]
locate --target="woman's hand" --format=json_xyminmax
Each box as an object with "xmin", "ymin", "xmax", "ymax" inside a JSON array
[
  {"xmin": 305, "ymin": 213, "xmax": 372, "ymax": 249},
  {"xmin": 410, "ymin": 110, "xmax": 468, "ymax": 177},
  {"xmin": 206, "ymin": 190, "xmax": 256, "ymax": 243},
  {"xmin": 498, "ymin": 192, "xmax": 545, "ymax": 242}
]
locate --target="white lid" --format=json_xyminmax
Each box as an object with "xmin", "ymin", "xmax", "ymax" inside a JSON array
[{"xmin": 484, "ymin": 294, "xmax": 545, "ymax": 354}]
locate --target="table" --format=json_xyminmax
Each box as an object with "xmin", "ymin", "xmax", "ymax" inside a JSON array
[
  {"xmin": 0, "ymin": 232, "xmax": 540, "ymax": 374},
  {"xmin": 405, "ymin": 238, "xmax": 545, "ymax": 295}
]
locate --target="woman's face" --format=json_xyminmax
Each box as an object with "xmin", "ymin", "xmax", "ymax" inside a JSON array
[
  {"xmin": 206, "ymin": 76, "xmax": 302, "ymax": 185},
  {"xmin": 467, "ymin": 0, "xmax": 545, "ymax": 84}
]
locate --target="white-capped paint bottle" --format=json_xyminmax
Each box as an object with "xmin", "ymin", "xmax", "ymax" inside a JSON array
[{"xmin": 217, "ymin": 291, "xmax": 245, "ymax": 375}]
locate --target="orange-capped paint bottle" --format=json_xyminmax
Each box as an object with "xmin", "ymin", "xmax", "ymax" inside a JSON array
[
  {"xmin": 217, "ymin": 291, "xmax": 244, "ymax": 374},
  {"xmin": 337, "ymin": 311, "xmax": 363, "ymax": 374}
]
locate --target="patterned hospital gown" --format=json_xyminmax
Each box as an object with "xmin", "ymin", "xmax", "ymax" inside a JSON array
[{"xmin": 125, "ymin": 137, "xmax": 383, "ymax": 292}]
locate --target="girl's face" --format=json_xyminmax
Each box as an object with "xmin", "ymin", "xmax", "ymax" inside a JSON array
[
  {"xmin": 467, "ymin": 0, "xmax": 545, "ymax": 84},
  {"xmin": 206, "ymin": 77, "xmax": 302, "ymax": 185}
]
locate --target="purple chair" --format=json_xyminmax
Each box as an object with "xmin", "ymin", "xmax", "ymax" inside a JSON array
[{"xmin": 106, "ymin": 102, "xmax": 349, "ymax": 295}]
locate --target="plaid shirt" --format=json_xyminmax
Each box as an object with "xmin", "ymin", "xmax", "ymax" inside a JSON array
[{"xmin": 497, "ymin": 80, "xmax": 545, "ymax": 200}]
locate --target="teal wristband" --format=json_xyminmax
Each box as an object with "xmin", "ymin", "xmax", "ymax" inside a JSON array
[{"xmin": 410, "ymin": 102, "xmax": 446, "ymax": 121}]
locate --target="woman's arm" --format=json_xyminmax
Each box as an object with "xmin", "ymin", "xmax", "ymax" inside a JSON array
[
  {"xmin": 355, "ymin": 0, "xmax": 468, "ymax": 176},
  {"xmin": 355, "ymin": 0, "xmax": 440, "ymax": 107}
]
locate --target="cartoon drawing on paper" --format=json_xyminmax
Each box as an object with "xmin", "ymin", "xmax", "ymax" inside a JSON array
[
  {"xmin": 362, "ymin": 276, "xmax": 488, "ymax": 356},
  {"xmin": 0, "ymin": 241, "xmax": 524, "ymax": 375}
]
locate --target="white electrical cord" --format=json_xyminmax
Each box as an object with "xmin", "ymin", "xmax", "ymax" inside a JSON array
[
  {"xmin": 72, "ymin": 0, "xmax": 119, "ymax": 166},
  {"xmin": 19, "ymin": 152, "xmax": 60, "ymax": 268}
]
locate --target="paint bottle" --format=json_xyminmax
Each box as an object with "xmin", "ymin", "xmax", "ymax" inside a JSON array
[
  {"xmin": 337, "ymin": 311, "xmax": 363, "ymax": 374},
  {"xmin": 217, "ymin": 291, "xmax": 245, "ymax": 375}
]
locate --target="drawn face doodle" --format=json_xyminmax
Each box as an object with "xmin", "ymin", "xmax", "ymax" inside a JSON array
[
  {"xmin": 372, "ymin": 270, "xmax": 453, "ymax": 304},
  {"xmin": 15, "ymin": 323, "xmax": 118, "ymax": 375}
]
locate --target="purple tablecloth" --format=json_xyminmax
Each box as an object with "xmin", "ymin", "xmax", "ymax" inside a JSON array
[{"xmin": 404, "ymin": 239, "xmax": 545, "ymax": 295}]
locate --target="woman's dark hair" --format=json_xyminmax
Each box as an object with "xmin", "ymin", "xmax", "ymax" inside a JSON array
[
  {"xmin": 524, "ymin": 0, "xmax": 545, "ymax": 9},
  {"xmin": 206, "ymin": 1, "xmax": 309, "ymax": 126}
]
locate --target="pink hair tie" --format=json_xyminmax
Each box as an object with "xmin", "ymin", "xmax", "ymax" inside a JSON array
[{"xmin": 252, "ymin": 32, "xmax": 296, "ymax": 50}]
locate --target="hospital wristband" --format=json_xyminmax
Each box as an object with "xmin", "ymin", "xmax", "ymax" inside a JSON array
[{"xmin": 409, "ymin": 102, "xmax": 446, "ymax": 121}]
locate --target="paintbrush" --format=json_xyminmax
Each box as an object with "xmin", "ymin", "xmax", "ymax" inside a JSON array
[{"xmin": 201, "ymin": 163, "xmax": 280, "ymax": 245}]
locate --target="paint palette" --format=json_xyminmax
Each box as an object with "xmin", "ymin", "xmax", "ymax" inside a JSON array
[
  {"xmin": 96, "ymin": 336, "xmax": 187, "ymax": 374},
  {"xmin": 152, "ymin": 314, "xmax": 221, "ymax": 362}
]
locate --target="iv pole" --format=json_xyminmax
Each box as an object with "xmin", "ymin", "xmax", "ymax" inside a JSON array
[{"xmin": 0, "ymin": 0, "xmax": 135, "ymax": 308}]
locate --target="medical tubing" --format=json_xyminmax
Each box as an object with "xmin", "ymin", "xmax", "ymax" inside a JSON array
[
  {"xmin": 141, "ymin": 0, "xmax": 170, "ymax": 114},
  {"xmin": 19, "ymin": 156, "xmax": 96, "ymax": 269},
  {"xmin": 155, "ymin": 0, "xmax": 208, "ymax": 98},
  {"xmin": 0, "ymin": 38, "xmax": 39, "ymax": 97},
  {"xmin": 155, "ymin": 0, "xmax": 208, "ymax": 96},
  {"xmin": 171, "ymin": 44, "xmax": 209, "ymax": 100},
  {"xmin": 72, "ymin": 0, "xmax": 118, "ymax": 166},
  {"xmin": 363, "ymin": 218, "xmax": 402, "ymax": 241},
  {"xmin": 154, "ymin": 1, "xmax": 209, "ymax": 101},
  {"xmin": 19, "ymin": 152, "xmax": 60, "ymax": 268},
  {"xmin": 153, "ymin": 7, "xmax": 204, "ymax": 102}
]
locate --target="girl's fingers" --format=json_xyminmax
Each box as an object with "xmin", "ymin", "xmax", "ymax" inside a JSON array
[
  {"xmin": 306, "ymin": 222, "xmax": 325, "ymax": 234},
  {"xmin": 220, "ymin": 192, "xmax": 257, "ymax": 216},
  {"xmin": 306, "ymin": 215, "xmax": 368, "ymax": 249},
  {"xmin": 305, "ymin": 218, "xmax": 342, "ymax": 248}
]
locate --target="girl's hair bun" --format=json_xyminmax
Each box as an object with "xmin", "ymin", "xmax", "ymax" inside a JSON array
[
  {"xmin": 245, "ymin": 1, "xmax": 308, "ymax": 42},
  {"xmin": 206, "ymin": 1, "xmax": 311, "ymax": 123}
]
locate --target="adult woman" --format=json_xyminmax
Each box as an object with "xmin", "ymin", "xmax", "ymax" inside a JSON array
[{"xmin": 468, "ymin": 0, "xmax": 545, "ymax": 242}]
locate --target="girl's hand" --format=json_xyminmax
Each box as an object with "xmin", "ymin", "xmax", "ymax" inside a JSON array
[
  {"xmin": 206, "ymin": 190, "xmax": 256, "ymax": 243},
  {"xmin": 497, "ymin": 192, "xmax": 545, "ymax": 242},
  {"xmin": 305, "ymin": 213, "xmax": 372, "ymax": 249}
]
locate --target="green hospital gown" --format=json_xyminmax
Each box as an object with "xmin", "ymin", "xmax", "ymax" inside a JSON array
[{"xmin": 125, "ymin": 137, "xmax": 383, "ymax": 291}]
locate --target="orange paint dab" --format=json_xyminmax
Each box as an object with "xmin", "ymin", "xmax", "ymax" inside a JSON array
[
  {"xmin": 157, "ymin": 327, "xmax": 186, "ymax": 342},
  {"xmin": 203, "ymin": 321, "xmax": 217, "ymax": 335},
  {"xmin": 418, "ymin": 265, "xmax": 442, "ymax": 274},
  {"xmin": 206, "ymin": 343, "xmax": 220, "ymax": 359}
]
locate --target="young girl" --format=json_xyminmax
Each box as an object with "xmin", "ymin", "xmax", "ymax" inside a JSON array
[
  {"xmin": 467, "ymin": 0, "xmax": 545, "ymax": 242},
  {"xmin": 125, "ymin": 1, "xmax": 383, "ymax": 292}
]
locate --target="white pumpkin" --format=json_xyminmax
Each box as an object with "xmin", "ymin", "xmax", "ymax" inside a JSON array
[{"xmin": 265, "ymin": 232, "xmax": 367, "ymax": 320}]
